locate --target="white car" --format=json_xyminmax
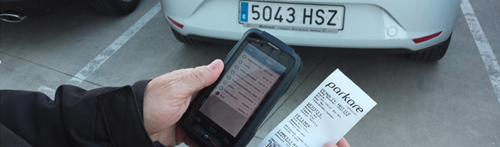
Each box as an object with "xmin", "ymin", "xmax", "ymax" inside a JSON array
[{"xmin": 160, "ymin": 0, "xmax": 461, "ymax": 61}]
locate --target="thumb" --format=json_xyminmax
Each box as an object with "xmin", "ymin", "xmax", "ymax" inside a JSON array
[
  {"xmin": 181, "ymin": 59, "xmax": 224, "ymax": 93},
  {"xmin": 323, "ymin": 142, "xmax": 338, "ymax": 147}
]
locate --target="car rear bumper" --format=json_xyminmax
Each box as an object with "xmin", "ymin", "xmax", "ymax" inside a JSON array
[{"xmin": 160, "ymin": 0, "xmax": 459, "ymax": 51}]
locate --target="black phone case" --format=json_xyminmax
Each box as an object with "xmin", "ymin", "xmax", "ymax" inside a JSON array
[{"xmin": 180, "ymin": 28, "xmax": 303, "ymax": 147}]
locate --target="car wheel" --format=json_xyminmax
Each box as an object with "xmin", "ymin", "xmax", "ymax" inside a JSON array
[
  {"xmin": 408, "ymin": 34, "xmax": 452, "ymax": 61},
  {"xmin": 172, "ymin": 29, "xmax": 209, "ymax": 45},
  {"xmin": 91, "ymin": 0, "xmax": 140, "ymax": 15}
]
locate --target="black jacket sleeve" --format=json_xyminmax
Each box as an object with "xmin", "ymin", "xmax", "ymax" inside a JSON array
[{"xmin": 0, "ymin": 80, "xmax": 165, "ymax": 147}]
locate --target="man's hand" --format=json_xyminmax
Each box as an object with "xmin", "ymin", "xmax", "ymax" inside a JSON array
[
  {"xmin": 143, "ymin": 59, "xmax": 224, "ymax": 146},
  {"xmin": 323, "ymin": 137, "xmax": 350, "ymax": 147}
]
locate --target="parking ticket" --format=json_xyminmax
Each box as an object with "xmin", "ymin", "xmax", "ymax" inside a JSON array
[{"xmin": 258, "ymin": 69, "xmax": 377, "ymax": 147}]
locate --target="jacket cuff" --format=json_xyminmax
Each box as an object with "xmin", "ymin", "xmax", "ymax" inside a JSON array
[
  {"xmin": 97, "ymin": 86, "xmax": 154, "ymax": 147},
  {"xmin": 132, "ymin": 80, "xmax": 151, "ymax": 122}
]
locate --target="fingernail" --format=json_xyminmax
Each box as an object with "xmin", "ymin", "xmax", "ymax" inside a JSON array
[{"xmin": 208, "ymin": 59, "xmax": 222, "ymax": 71}]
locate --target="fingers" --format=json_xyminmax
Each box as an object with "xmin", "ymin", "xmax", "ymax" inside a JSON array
[
  {"xmin": 148, "ymin": 59, "xmax": 224, "ymax": 100},
  {"xmin": 337, "ymin": 137, "xmax": 350, "ymax": 147},
  {"xmin": 183, "ymin": 136, "xmax": 198, "ymax": 147},
  {"xmin": 175, "ymin": 123, "xmax": 198, "ymax": 147},
  {"xmin": 196, "ymin": 59, "xmax": 224, "ymax": 87},
  {"xmin": 323, "ymin": 137, "xmax": 349, "ymax": 147},
  {"xmin": 175, "ymin": 123, "xmax": 186, "ymax": 145},
  {"xmin": 323, "ymin": 142, "xmax": 338, "ymax": 147},
  {"xmin": 179, "ymin": 59, "xmax": 224, "ymax": 94}
]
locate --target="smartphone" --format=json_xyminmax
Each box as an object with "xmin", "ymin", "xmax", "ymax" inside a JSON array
[{"xmin": 180, "ymin": 29, "xmax": 302, "ymax": 147}]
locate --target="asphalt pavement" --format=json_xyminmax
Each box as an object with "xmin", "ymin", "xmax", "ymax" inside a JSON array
[{"xmin": 1, "ymin": 0, "xmax": 499, "ymax": 146}]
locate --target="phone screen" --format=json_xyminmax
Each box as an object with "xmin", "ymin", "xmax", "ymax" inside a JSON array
[{"xmin": 199, "ymin": 44, "xmax": 286, "ymax": 137}]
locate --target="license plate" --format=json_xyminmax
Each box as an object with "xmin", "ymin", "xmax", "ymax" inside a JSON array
[{"xmin": 239, "ymin": 1, "xmax": 345, "ymax": 33}]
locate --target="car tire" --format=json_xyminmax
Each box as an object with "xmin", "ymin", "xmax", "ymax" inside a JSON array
[
  {"xmin": 91, "ymin": 0, "xmax": 140, "ymax": 15},
  {"xmin": 408, "ymin": 34, "xmax": 452, "ymax": 61},
  {"xmin": 172, "ymin": 29, "xmax": 209, "ymax": 45}
]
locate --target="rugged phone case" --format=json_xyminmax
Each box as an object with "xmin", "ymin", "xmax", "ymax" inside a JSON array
[{"xmin": 180, "ymin": 28, "xmax": 303, "ymax": 147}]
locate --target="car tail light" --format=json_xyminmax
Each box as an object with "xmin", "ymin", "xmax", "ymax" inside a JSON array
[
  {"xmin": 413, "ymin": 31, "xmax": 442, "ymax": 43},
  {"xmin": 167, "ymin": 16, "xmax": 184, "ymax": 29}
]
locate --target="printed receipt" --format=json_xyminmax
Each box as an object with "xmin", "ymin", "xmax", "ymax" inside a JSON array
[{"xmin": 258, "ymin": 69, "xmax": 377, "ymax": 147}]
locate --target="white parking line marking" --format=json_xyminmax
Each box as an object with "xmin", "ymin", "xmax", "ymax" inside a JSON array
[
  {"xmin": 66, "ymin": 2, "xmax": 161, "ymax": 86},
  {"xmin": 37, "ymin": 85, "xmax": 56, "ymax": 100},
  {"xmin": 38, "ymin": 2, "xmax": 161, "ymax": 94},
  {"xmin": 461, "ymin": 0, "xmax": 500, "ymax": 104}
]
